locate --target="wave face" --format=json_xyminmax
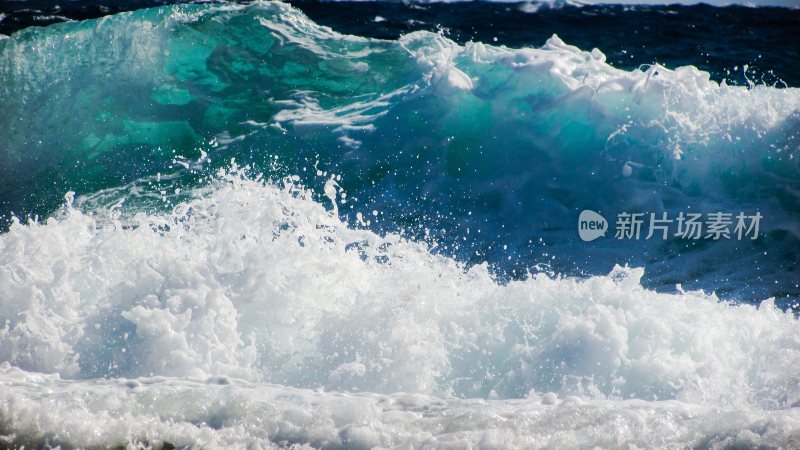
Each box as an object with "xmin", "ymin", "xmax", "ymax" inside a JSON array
[
  {"xmin": 2, "ymin": 1, "xmax": 799, "ymax": 301},
  {"xmin": 0, "ymin": 2, "xmax": 799, "ymax": 448}
]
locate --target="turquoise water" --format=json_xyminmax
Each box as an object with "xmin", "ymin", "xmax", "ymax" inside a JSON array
[{"xmin": 2, "ymin": 2, "xmax": 798, "ymax": 303}]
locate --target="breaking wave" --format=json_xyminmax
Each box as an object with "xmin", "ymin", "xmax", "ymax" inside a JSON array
[{"xmin": 1, "ymin": 2, "xmax": 800, "ymax": 447}]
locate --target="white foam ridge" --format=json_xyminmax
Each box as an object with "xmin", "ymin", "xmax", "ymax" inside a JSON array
[
  {"xmin": 0, "ymin": 169, "xmax": 799, "ymax": 447},
  {"xmin": 407, "ymin": 32, "xmax": 800, "ymax": 156},
  {"xmin": 2, "ymin": 363, "xmax": 800, "ymax": 449}
]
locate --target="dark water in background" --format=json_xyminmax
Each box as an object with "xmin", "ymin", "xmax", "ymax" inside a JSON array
[
  {"xmin": 1, "ymin": 1, "xmax": 799, "ymax": 308},
  {"xmin": 3, "ymin": 1, "xmax": 800, "ymax": 87}
]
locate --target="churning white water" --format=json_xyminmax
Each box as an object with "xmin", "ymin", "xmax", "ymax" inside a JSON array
[{"xmin": 1, "ymin": 170, "xmax": 799, "ymax": 448}]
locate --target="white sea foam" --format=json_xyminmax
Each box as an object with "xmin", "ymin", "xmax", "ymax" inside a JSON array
[
  {"xmin": 1, "ymin": 169, "xmax": 799, "ymax": 446},
  {"xmin": 403, "ymin": 32, "xmax": 800, "ymax": 155},
  {"xmin": 2, "ymin": 363, "xmax": 800, "ymax": 449}
]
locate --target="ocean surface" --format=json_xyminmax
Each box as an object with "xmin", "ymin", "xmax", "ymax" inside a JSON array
[{"xmin": 1, "ymin": 1, "xmax": 799, "ymax": 448}]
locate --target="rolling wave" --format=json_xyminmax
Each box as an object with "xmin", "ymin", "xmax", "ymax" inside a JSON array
[{"xmin": 1, "ymin": 1, "xmax": 798, "ymax": 300}]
